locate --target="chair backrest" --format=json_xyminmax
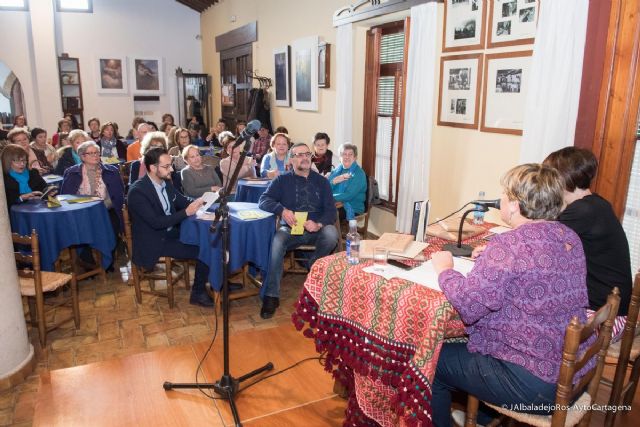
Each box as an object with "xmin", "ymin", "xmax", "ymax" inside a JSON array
[
  {"xmin": 554, "ymin": 287, "xmax": 620, "ymax": 426},
  {"xmin": 119, "ymin": 161, "xmax": 133, "ymax": 192},
  {"xmin": 364, "ymin": 175, "xmax": 375, "ymax": 213},
  {"xmin": 122, "ymin": 205, "xmax": 133, "ymax": 260},
  {"xmin": 13, "ymin": 230, "xmax": 42, "ymax": 292}
]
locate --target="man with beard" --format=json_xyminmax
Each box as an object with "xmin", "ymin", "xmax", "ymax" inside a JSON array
[{"xmin": 258, "ymin": 142, "xmax": 339, "ymax": 319}]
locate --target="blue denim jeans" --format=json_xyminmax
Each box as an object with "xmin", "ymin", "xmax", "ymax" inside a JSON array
[
  {"xmin": 432, "ymin": 342, "xmax": 557, "ymax": 427},
  {"xmin": 263, "ymin": 224, "xmax": 339, "ymax": 298}
]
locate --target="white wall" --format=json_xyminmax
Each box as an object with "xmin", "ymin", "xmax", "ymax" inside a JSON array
[{"xmin": 0, "ymin": 0, "xmax": 202, "ymax": 134}]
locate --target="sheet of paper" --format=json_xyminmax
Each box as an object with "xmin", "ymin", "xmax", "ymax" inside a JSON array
[
  {"xmin": 489, "ymin": 226, "xmax": 512, "ymax": 234},
  {"xmin": 291, "ymin": 211, "xmax": 308, "ymax": 235},
  {"xmin": 199, "ymin": 191, "xmax": 219, "ymax": 213},
  {"xmin": 397, "ymin": 257, "xmax": 476, "ymax": 291},
  {"xmin": 236, "ymin": 209, "xmax": 270, "ymax": 220},
  {"xmin": 360, "ymin": 240, "xmax": 428, "ymax": 260},
  {"xmin": 66, "ymin": 196, "xmax": 101, "ymax": 204},
  {"xmin": 43, "ymin": 174, "xmax": 63, "ymax": 183}
]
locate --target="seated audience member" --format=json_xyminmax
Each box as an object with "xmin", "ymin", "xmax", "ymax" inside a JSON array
[
  {"xmin": 181, "ymin": 145, "xmax": 222, "ymax": 198},
  {"xmin": 8, "ymin": 128, "xmax": 48, "ymax": 174},
  {"xmin": 544, "ymin": 147, "xmax": 632, "ymax": 340},
  {"xmin": 168, "ymin": 127, "xmax": 191, "ymax": 171},
  {"xmin": 328, "ymin": 143, "xmax": 366, "ymax": 220},
  {"xmin": 2, "ymin": 144, "xmax": 47, "ymax": 208},
  {"xmin": 126, "ymin": 122, "xmax": 150, "ymax": 162},
  {"xmin": 125, "ymin": 116, "xmax": 146, "ymax": 144},
  {"xmin": 127, "ymin": 147, "xmax": 213, "ymax": 307},
  {"xmin": 311, "ymin": 132, "xmax": 333, "ymax": 175},
  {"xmin": 30, "ymin": 128, "xmax": 57, "ymax": 170},
  {"xmin": 98, "ymin": 122, "xmax": 126, "ymax": 161},
  {"xmin": 235, "ymin": 120, "xmax": 247, "ymax": 137},
  {"xmin": 274, "ymin": 126, "xmax": 288, "ymax": 135},
  {"xmin": 87, "ymin": 117, "xmax": 101, "ymax": 142},
  {"xmin": 251, "ymin": 124, "xmax": 271, "ymax": 165},
  {"xmin": 219, "ymin": 136, "xmax": 256, "ymax": 199},
  {"xmin": 52, "ymin": 118, "xmax": 72, "ymax": 147},
  {"xmin": 258, "ymin": 142, "xmax": 339, "ymax": 319},
  {"xmin": 205, "ymin": 118, "xmax": 227, "ymax": 148},
  {"xmin": 146, "ymin": 121, "xmax": 159, "ymax": 132},
  {"xmin": 60, "ymin": 141, "xmax": 124, "ymax": 266},
  {"xmin": 188, "ymin": 123, "xmax": 206, "ymax": 147},
  {"xmin": 57, "ymin": 132, "xmax": 70, "ymax": 147},
  {"xmin": 64, "ymin": 113, "xmax": 80, "ymax": 130},
  {"xmin": 260, "ymin": 133, "xmax": 290, "ymax": 179},
  {"xmin": 161, "ymin": 113, "xmax": 175, "ymax": 127},
  {"xmin": 54, "ymin": 129, "xmax": 90, "ymax": 176},
  {"xmin": 166, "ymin": 126, "xmax": 178, "ymax": 150},
  {"xmin": 13, "ymin": 114, "xmax": 28, "ymax": 131},
  {"xmin": 129, "ymin": 132, "xmax": 168, "ymax": 186},
  {"xmin": 430, "ymin": 163, "xmax": 591, "ymax": 427},
  {"xmin": 216, "ymin": 131, "xmax": 234, "ymax": 158}
]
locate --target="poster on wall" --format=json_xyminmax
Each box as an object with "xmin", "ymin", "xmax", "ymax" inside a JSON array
[
  {"xmin": 487, "ymin": 0, "xmax": 539, "ymax": 48},
  {"xmin": 95, "ymin": 57, "xmax": 127, "ymax": 94},
  {"xmin": 318, "ymin": 42, "xmax": 330, "ymax": 88},
  {"xmin": 481, "ymin": 50, "xmax": 533, "ymax": 134},
  {"xmin": 273, "ymin": 46, "xmax": 290, "ymax": 107},
  {"xmin": 131, "ymin": 57, "xmax": 164, "ymax": 95},
  {"xmin": 438, "ymin": 53, "xmax": 483, "ymax": 129},
  {"xmin": 292, "ymin": 36, "xmax": 319, "ymax": 111},
  {"xmin": 442, "ymin": 0, "xmax": 487, "ymax": 53}
]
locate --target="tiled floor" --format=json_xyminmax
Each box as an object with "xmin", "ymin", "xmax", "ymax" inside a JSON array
[{"xmin": 0, "ymin": 254, "xmax": 307, "ymax": 426}]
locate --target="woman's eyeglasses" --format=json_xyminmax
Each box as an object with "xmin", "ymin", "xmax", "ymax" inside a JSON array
[{"xmin": 83, "ymin": 151, "xmax": 100, "ymax": 157}]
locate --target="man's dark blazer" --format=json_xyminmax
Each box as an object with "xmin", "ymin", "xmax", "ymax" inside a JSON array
[{"xmin": 126, "ymin": 174, "xmax": 192, "ymax": 270}]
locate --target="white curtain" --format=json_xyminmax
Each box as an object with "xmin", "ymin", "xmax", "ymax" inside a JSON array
[
  {"xmin": 519, "ymin": 0, "xmax": 589, "ymax": 163},
  {"xmin": 395, "ymin": 2, "xmax": 438, "ymax": 233},
  {"xmin": 334, "ymin": 23, "xmax": 353, "ymax": 164}
]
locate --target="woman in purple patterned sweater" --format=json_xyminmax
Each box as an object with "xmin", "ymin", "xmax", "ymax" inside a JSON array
[{"xmin": 430, "ymin": 163, "xmax": 592, "ymax": 427}]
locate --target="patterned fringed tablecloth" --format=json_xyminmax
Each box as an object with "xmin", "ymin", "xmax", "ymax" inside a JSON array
[{"xmin": 292, "ymin": 224, "xmax": 494, "ymax": 426}]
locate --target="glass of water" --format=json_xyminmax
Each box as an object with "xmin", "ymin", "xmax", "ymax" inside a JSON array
[{"xmin": 373, "ymin": 247, "xmax": 388, "ymax": 271}]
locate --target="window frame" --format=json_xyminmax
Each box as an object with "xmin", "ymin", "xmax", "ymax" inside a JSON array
[
  {"xmin": 0, "ymin": 0, "xmax": 28, "ymax": 11},
  {"xmin": 56, "ymin": 0, "xmax": 92, "ymax": 13}
]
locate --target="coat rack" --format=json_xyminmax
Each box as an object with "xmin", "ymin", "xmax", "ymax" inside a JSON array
[{"xmin": 246, "ymin": 70, "xmax": 272, "ymax": 89}]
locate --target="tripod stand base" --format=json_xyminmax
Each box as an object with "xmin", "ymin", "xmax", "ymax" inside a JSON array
[
  {"xmin": 163, "ymin": 362, "xmax": 274, "ymax": 427},
  {"xmin": 442, "ymin": 243, "xmax": 473, "ymax": 257}
]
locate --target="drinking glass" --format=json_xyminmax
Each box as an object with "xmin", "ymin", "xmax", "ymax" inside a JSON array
[{"xmin": 373, "ymin": 247, "xmax": 388, "ymax": 271}]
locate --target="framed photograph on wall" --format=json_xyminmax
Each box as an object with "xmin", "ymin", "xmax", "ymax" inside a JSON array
[
  {"xmin": 131, "ymin": 57, "xmax": 164, "ymax": 95},
  {"xmin": 443, "ymin": 0, "xmax": 487, "ymax": 53},
  {"xmin": 487, "ymin": 0, "xmax": 539, "ymax": 48},
  {"xmin": 274, "ymin": 46, "xmax": 290, "ymax": 107},
  {"xmin": 481, "ymin": 50, "xmax": 533, "ymax": 134},
  {"xmin": 95, "ymin": 57, "xmax": 127, "ymax": 94},
  {"xmin": 292, "ymin": 36, "xmax": 319, "ymax": 111},
  {"xmin": 438, "ymin": 53, "xmax": 484, "ymax": 129},
  {"xmin": 318, "ymin": 42, "xmax": 330, "ymax": 88},
  {"xmin": 221, "ymin": 83, "xmax": 235, "ymax": 107}
]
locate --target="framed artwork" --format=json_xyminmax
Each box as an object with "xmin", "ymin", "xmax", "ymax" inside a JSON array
[
  {"xmin": 438, "ymin": 53, "xmax": 484, "ymax": 129},
  {"xmin": 481, "ymin": 50, "xmax": 533, "ymax": 135},
  {"xmin": 318, "ymin": 42, "xmax": 330, "ymax": 88},
  {"xmin": 130, "ymin": 57, "xmax": 164, "ymax": 95},
  {"xmin": 487, "ymin": 0, "xmax": 539, "ymax": 48},
  {"xmin": 292, "ymin": 36, "xmax": 319, "ymax": 111},
  {"xmin": 273, "ymin": 45, "xmax": 290, "ymax": 107},
  {"xmin": 95, "ymin": 57, "xmax": 127, "ymax": 94},
  {"xmin": 221, "ymin": 83, "xmax": 235, "ymax": 107},
  {"xmin": 443, "ymin": 0, "xmax": 487, "ymax": 53}
]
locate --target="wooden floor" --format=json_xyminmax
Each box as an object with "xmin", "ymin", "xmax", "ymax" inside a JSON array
[{"xmin": 33, "ymin": 323, "xmax": 347, "ymax": 426}]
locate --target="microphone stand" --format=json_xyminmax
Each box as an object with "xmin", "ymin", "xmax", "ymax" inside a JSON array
[
  {"xmin": 442, "ymin": 205, "xmax": 487, "ymax": 257},
  {"xmin": 163, "ymin": 139, "xmax": 273, "ymax": 427}
]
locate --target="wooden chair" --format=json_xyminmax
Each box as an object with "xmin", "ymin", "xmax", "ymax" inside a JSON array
[
  {"xmin": 464, "ymin": 288, "xmax": 621, "ymax": 427},
  {"xmin": 119, "ymin": 161, "xmax": 133, "ymax": 193},
  {"xmin": 336, "ymin": 175, "xmax": 374, "ymax": 247},
  {"xmin": 285, "ymin": 209, "xmax": 343, "ymax": 274},
  {"xmin": 122, "ymin": 205, "xmax": 190, "ymax": 308},
  {"xmin": 601, "ymin": 272, "xmax": 640, "ymax": 427},
  {"xmin": 14, "ymin": 230, "xmax": 80, "ymax": 347}
]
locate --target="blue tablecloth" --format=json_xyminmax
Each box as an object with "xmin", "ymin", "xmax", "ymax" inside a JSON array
[
  {"xmin": 180, "ymin": 202, "xmax": 275, "ymax": 293},
  {"xmin": 10, "ymin": 196, "xmax": 115, "ymax": 271},
  {"xmin": 235, "ymin": 179, "xmax": 270, "ymax": 203}
]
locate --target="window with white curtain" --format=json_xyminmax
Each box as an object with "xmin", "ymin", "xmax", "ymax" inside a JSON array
[
  {"xmin": 57, "ymin": 0, "xmax": 92, "ymax": 13},
  {"xmin": 622, "ymin": 122, "xmax": 640, "ymax": 274},
  {"xmin": 0, "ymin": 0, "xmax": 27, "ymax": 11}
]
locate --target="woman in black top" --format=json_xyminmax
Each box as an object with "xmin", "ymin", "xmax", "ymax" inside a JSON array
[
  {"xmin": 311, "ymin": 132, "xmax": 333, "ymax": 176},
  {"xmin": 2, "ymin": 144, "xmax": 47, "ymax": 209},
  {"xmin": 544, "ymin": 147, "xmax": 632, "ymax": 322}
]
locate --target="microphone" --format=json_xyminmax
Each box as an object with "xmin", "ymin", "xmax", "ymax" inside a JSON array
[
  {"xmin": 232, "ymin": 119, "xmax": 261, "ymax": 149},
  {"xmin": 471, "ymin": 199, "xmax": 501, "ymax": 210}
]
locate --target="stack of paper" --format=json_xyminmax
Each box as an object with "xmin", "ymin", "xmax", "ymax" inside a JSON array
[
  {"xmin": 360, "ymin": 233, "xmax": 429, "ymax": 260},
  {"xmin": 236, "ymin": 209, "xmax": 271, "ymax": 220}
]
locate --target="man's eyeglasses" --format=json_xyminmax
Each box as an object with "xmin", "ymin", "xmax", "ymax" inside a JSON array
[
  {"xmin": 158, "ymin": 164, "xmax": 173, "ymax": 170},
  {"xmin": 83, "ymin": 151, "xmax": 100, "ymax": 156},
  {"xmin": 291, "ymin": 152, "xmax": 312, "ymax": 158}
]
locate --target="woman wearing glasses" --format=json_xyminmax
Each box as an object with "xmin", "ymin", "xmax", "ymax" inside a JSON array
[
  {"xmin": 327, "ymin": 143, "xmax": 366, "ymax": 220},
  {"xmin": 60, "ymin": 141, "xmax": 125, "ymax": 254},
  {"xmin": 2, "ymin": 144, "xmax": 48, "ymax": 208},
  {"xmin": 181, "ymin": 144, "xmax": 222, "ymax": 198},
  {"xmin": 260, "ymin": 133, "xmax": 291, "ymax": 179}
]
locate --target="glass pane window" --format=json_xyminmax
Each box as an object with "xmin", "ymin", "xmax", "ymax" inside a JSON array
[
  {"xmin": 622, "ymin": 138, "xmax": 640, "ymax": 274},
  {"xmin": 0, "ymin": 0, "xmax": 27, "ymax": 10},
  {"xmin": 57, "ymin": 0, "xmax": 92, "ymax": 12}
]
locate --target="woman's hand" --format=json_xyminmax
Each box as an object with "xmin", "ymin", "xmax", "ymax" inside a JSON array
[
  {"xmin": 471, "ymin": 245, "xmax": 487, "ymax": 259},
  {"xmin": 21, "ymin": 191, "xmax": 43, "ymax": 201},
  {"xmin": 211, "ymin": 186, "xmax": 221, "ymax": 192},
  {"xmin": 332, "ymin": 173, "xmax": 351, "ymax": 185},
  {"xmin": 431, "ymin": 251, "xmax": 454, "ymax": 275},
  {"xmin": 267, "ymin": 169, "xmax": 279, "ymax": 179}
]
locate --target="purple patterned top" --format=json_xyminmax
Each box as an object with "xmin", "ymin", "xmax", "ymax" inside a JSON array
[{"xmin": 439, "ymin": 221, "xmax": 594, "ymax": 383}]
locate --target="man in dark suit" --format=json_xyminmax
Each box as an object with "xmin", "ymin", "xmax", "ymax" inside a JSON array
[{"xmin": 127, "ymin": 147, "xmax": 213, "ymax": 307}]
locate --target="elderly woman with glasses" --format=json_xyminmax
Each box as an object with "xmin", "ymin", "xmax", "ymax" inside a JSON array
[
  {"xmin": 181, "ymin": 144, "xmax": 222, "ymax": 198},
  {"xmin": 129, "ymin": 131, "xmax": 169, "ymax": 186},
  {"xmin": 429, "ymin": 163, "xmax": 591, "ymax": 427},
  {"xmin": 2, "ymin": 144, "xmax": 48, "ymax": 208},
  {"xmin": 54, "ymin": 129, "xmax": 91, "ymax": 176},
  {"xmin": 98, "ymin": 121, "xmax": 127, "ymax": 161},
  {"xmin": 327, "ymin": 143, "xmax": 366, "ymax": 220}
]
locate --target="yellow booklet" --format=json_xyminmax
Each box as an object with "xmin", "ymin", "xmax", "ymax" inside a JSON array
[
  {"xmin": 291, "ymin": 211, "xmax": 308, "ymax": 235},
  {"xmin": 47, "ymin": 195, "xmax": 62, "ymax": 208}
]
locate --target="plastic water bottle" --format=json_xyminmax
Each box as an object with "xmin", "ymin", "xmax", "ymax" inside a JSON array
[
  {"xmin": 346, "ymin": 219, "xmax": 360, "ymax": 265},
  {"xmin": 473, "ymin": 191, "xmax": 485, "ymax": 225}
]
